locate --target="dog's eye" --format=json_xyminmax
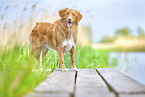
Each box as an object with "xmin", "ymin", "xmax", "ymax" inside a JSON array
[
  {"xmin": 66, "ymin": 13, "xmax": 69, "ymax": 15},
  {"xmin": 73, "ymin": 14, "xmax": 75, "ymax": 16}
]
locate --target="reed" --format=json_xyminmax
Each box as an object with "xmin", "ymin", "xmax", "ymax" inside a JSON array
[{"xmin": 0, "ymin": 4, "xmax": 116, "ymax": 97}]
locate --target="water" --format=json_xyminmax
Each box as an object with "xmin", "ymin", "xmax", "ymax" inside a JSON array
[{"xmin": 110, "ymin": 52, "xmax": 145, "ymax": 85}]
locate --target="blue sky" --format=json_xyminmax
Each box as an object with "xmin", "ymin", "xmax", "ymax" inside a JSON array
[{"xmin": 1, "ymin": 0, "xmax": 145, "ymax": 41}]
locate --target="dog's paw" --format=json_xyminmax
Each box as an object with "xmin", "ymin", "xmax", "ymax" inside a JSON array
[
  {"xmin": 62, "ymin": 68, "xmax": 68, "ymax": 72},
  {"xmin": 72, "ymin": 67, "xmax": 78, "ymax": 71}
]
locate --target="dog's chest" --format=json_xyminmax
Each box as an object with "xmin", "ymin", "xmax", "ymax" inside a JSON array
[{"xmin": 63, "ymin": 34, "xmax": 75, "ymax": 54}]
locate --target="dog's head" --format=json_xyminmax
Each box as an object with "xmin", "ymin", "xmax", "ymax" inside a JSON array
[{"xmin": 59, "ymin": 8, "xmax": 82, "ymax": 27}]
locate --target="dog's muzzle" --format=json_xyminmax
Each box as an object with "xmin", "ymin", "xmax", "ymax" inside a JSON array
[{"xmin": 67, "ymin": 17, "xmax": 72, "ymax": 27}]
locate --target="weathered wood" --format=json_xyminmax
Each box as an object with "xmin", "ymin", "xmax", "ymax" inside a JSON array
[
  {"xmin": 56, "ymin": 68, "xmax": 77, "ymax": 71},
  {"xmin": 25, "ymin": 68, "xmax": 145, "ymax": 97},
  {"xmin": 35, "ymin": 70, "xmax": 76, "ymax": 93},
  {"xmin": 25, "ymin": 92, "xmax": 70, "ymax": 97},
  {"xmin": 119, "ymin": 94, "xmax": 145, "ymax": 97},
  {"xmin": 75, "ymin": 69, "xmax": 115, "ymax": 97},
  {"xmin": 96, "ymin": 68, "xmax": 145, "ymax": 94}
]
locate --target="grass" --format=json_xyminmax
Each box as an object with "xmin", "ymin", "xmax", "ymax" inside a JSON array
[
  {"xmin": 0, "ymin": 44, "xmax": 116, "ymax": 97},
  {"xmin": 0, "ymin": 45, "xmax": 50, "ymax": 97},
  {"xmin": 0, "ymin": 3, "xmax": 117, "ymax": 97},
  {"xmin": 0, "ymin": 3, "xmax": 145, "ymax": 97}
]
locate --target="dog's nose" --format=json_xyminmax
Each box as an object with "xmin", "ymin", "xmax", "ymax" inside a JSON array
[
  {"xmin": 68, "ymin": 19, "xmax": 71, "ymax": 21},
  {"xmin": 68, "ymin": 16, "xmax": 72, "ymax": 23}
]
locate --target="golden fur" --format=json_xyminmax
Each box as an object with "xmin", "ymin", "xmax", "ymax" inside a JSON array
[{"xmin": 29, "ymin": 8, "xmax": 82, "ymax": 71}]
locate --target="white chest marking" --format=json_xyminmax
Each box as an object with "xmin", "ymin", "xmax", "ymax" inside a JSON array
[{"xmin": 63, "ymin": 29, "xmax": 75, "ymax": 54}]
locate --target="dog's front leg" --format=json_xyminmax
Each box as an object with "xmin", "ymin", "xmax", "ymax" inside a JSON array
[
  {"xmin": 57, "ymin": 47, "xmax": 68, "ymax": 71},
  {"xmin": 70, "ymin": 46, "xmax": 78, "ymax": 71}
]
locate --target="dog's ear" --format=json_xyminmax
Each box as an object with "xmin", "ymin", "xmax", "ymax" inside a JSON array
[
  {"xmin": 59, "ymin": 9, "xmax": 65, "ymax": 18},
  {"xmin": 76, "ymin": 11, "xmax": 82, "ymax": 22},
  {"xmin": 65, "ymin": 8, "xmax": 68, "ymax": 10}
]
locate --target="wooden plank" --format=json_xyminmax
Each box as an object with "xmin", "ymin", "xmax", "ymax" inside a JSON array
[
  {"xmin": 25, "ymin": 92, "xmax": 70, "ymax": 97},
  {"xmin": 56, "ymin": 68, "xmax": 77, "ymax": 71},
  {"xmin": 34, "ymin": 70, "xmax": 76, "ymax": 94},
  {"xmin": 119, "ymin": 94, "xmax": 145, "ymax": 97},
  {"xmin": 75, "ymin": 69, "xmax": 115, "ymax": 97},
  {"xmin": 96, "ymin": 68, "xmax": 145, "ymax": 94}
]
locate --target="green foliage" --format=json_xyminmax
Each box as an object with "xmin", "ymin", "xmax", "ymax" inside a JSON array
[
  {"xmin": 75, "ymin": 46, "xmax": 113, "ymax": 68},
  {"xmin": 100, "ymin": 36, "xmax": 113, "ymax": 43},
  {"xmin": 107, "ymin": 46, "xmax": 145, "ymax": 52},
  {"xmin": 0, "ymin": 45, "xmax": 50, "ymax": 97},
  {"xmin": 137, "ymin": 27, "xmax": 145, "ymax": 36},
  {"xmin": 0, "ymin": 45, "xmax": 116, "ymax": 97},
  {"xmin": 42, "ymin": 45, "xmax": 114, "ymax": 69},
  {"xmin": 115, "ymin": 27, "xmax": 132, "ymax": 36}
]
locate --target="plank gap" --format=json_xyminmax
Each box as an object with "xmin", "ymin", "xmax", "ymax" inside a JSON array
[
  {"xmin": 72, "ymin": 71, "xmax": 78, "ymax": 97},
  {"xmin": 119, "ymin": 92, "xmax": 145, "ymax": 95},
  {"xmin": 97, "ymin": 68, "xmax": 145, "ymax": 94},
  {"xmin": 75, "ymin": 69, "xmax": 115, "ymax": 97},
  {"xmin": 96, "ymin": 68, "xmax": 118, "ymax": 97}
]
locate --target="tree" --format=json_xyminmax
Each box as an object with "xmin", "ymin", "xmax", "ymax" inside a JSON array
[
  {"xmin": 115, "ymin": 27, "xmax": 132, "ymax": 36},
  {"xmin": 137, "ymin": 27, "xmax": 145, "ymax": 36},
  {"xmin": 100, "ymin": 36, "xmax": 113, "ymax": 43}
]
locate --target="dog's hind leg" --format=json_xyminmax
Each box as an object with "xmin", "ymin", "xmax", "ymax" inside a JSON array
[
  {"xmin": 40, "ymin": 48, "xmax": 49, "ymax": 71},
  {"xmin": 39, "ymin": 50, "xmax": 42, "ymax": 71},
  {"xmin": 31, "ymin": 47, "xmax": 40, "ymax": 70},
  {"xmin": 36, "ymin": 48, "xmax": 49, "ymax": 71},
  {"xmin": 42, "ymin": 48, "xmax": 49, "ymax": 58}
]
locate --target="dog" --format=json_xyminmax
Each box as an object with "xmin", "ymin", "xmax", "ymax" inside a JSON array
[{"xmin": 29, "ymin": 8, "xmax": 82, "ymax": 71}]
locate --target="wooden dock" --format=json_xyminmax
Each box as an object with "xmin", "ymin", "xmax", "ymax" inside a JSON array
[{"xmin": 25, "ymin": 68, "xmax": 145, "ymax": 97}]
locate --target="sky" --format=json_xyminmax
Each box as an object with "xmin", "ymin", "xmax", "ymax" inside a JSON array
[{"xmin": 1, "ymin": 0, "xmax": 145, "ymax": 41}]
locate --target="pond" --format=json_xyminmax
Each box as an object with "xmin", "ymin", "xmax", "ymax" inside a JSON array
[{"xmin": 110, "ymin": 52, "xmax": 145, "ymax": 85}]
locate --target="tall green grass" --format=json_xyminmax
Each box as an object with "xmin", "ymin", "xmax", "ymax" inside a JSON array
[
  {"xmin": 0, "ymin": 45, "xmax": 50, "ymax": 97},
  {"xmin": 0, "ymin": 44, "xmax": 116, "ymax": 97},
  {"xmin": 0, "ymin": 3, "xmax": 118, "ymax": 97}
]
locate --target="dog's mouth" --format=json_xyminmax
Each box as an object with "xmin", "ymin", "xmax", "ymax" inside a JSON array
[{"xmin": 67, "ymin": 21, "xmax": 72, "ymax": 27}]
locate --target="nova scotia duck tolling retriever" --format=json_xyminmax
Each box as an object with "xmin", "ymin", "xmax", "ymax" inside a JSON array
[{"xmin": 29, "ymin": 8, "xmax": 82, "ymax": 71}]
